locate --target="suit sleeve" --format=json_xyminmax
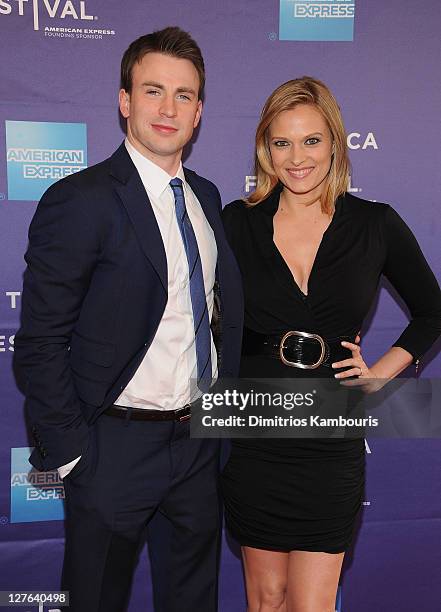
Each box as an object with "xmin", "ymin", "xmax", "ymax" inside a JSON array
[
  {"xmin": 215, "ymin": 200, "xmax": 245, "ymax": 378},
  {"xmin": 221, "ymin": 200, "xmax": 245, "ymax": 255},
  {"xmin": 382, "ymin": 205, "xmax": 441, "ymax": 361},
  {"xmin": 14, "ymin": 178, "xmax": 103, "ymax": 470},
  {"xmin": 211, "ymin": 182, "xmax": 223, "ymax": 215}
]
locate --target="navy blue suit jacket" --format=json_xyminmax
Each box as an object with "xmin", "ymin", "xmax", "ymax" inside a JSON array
[{"xmin": 14, "ymin": 143, "xmax": 244, "ymax": 471}]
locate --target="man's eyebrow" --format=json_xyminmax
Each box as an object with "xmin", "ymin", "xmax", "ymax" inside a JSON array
[
  {"xmin": 141, "ymin": 82, "xmax": 197, "ymax": 96},
  {"xmin": 141, "ymin": 81, "xmax": 164, "ymax": 89},
  {"xmin": 176, "ymin": 86, "xmax": 197, "ymax": 96}
]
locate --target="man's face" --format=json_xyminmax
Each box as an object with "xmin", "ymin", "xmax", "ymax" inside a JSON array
[{"xmin": 119, "ymin": 52, "xmax": 202, "ymax": 174}]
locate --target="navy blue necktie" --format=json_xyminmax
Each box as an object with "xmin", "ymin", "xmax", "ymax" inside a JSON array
[{"xmin": 170, "ymin": 178, "xmax": 212, "ymax": 392}]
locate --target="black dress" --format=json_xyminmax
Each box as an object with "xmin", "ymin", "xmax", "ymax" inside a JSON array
[{"xmin": 220, "ymin": 187, "xmax": 441, "ymax": 553}]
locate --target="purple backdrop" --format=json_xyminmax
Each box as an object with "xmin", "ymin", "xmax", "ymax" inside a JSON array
[{"xmin": 1, "ymin": 1, "xmax": 440, "ymax": 610}]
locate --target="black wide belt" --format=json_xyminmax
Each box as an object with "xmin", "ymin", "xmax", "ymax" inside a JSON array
[
  {"xmin": 242, "ymin": 327, "xmax": 353, "ymax": 369},
  {"xmin": 104, "ymin": 401, "xmax": 199, "ymax": 422}
]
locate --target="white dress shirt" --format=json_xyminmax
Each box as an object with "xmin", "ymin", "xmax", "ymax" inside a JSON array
[
  {"xmin": 58, "ymin": 140, "xmax": 218, "ymax": 478},
  {"xmin": 115, "ymin": 139, "xmax": 218, "ymax": 409}
]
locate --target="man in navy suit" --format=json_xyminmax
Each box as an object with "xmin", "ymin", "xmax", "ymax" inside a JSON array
[{"xmin": 14, "ymin": 27, "xmax": 243, "ymax": 612}]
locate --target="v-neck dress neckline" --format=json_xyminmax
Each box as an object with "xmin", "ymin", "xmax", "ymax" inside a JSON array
[
  {"xmin": 256, "ymin": 184, "xmax": 342, "ymax": 301},
  {"xmin": 272, "ymin": 203, "xmax": 339, "ymax": 299}
]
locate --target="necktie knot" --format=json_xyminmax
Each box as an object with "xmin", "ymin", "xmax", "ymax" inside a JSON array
[
  {"xmin": 170, "ymin": 178, "xmax": 186, "ymax": 222},
  {"xmin": 170, "ymin": 177, "xmax": 184, "ymax": 194}
]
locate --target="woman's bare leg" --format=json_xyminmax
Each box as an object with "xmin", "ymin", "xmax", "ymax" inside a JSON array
[
  {"xmin": 286, "ymin": 550, "xmax": 344, "ymax": 612},
  {"xmin": 242, "ymin": 546, "xmax": 289, "ymax": 612}
]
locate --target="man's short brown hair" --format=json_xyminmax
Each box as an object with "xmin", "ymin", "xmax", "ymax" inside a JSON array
[{"xmin": 120, "ymin": 26, "xmax": 205, "ymax": 99}]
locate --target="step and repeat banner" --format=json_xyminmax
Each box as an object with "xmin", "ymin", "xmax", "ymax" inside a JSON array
[{"xmin": 1, "ymin": 1, "xmax": 440, "ymax": 610}]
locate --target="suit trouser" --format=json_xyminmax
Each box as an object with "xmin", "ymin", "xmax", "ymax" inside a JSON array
[{"xmin": 61, "ymin": 412, "xmax": 221, "ymax": 612}]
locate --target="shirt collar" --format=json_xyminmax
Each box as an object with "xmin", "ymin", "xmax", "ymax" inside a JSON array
[{"xmin": 125, "ymin": 138, "xmax": 185, "ymax": 198}]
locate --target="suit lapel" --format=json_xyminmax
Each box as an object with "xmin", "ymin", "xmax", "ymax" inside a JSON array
[
  {"xmin": 108, "ymin": 145, "xmax": 225, "ymax": 293},
  {"xmin": 184, "ymin": 170, "xmax": 226, "ymax": 359},
  {"xmin": 109, "ymin": 144, "xmax": 167, "ymax": 291},
  {"xmin": 184, "ymin": 169, "xmax": 224, "ymax": 245}
]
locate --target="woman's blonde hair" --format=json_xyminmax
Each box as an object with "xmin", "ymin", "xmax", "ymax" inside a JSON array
[{"xmin": 247, "ymin": 76, "xmax": 350, "ymax": 214}]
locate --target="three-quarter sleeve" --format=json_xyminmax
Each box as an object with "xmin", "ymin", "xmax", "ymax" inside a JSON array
[{"xmin": 381, "ymin": 205, "xmax": 441, "ymax": 360}]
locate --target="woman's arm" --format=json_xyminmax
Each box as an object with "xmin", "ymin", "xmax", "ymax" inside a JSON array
[
  {"xmin": 334, "ymin": 205, "xmax": 441, "ymax": 386},
  {"xmin": 369, "ymin": 346, "xmax": 413, "ymax": 378},
  {"xmin": 333, "ymin": 343, "xmax": 413, "ymax": 380},
  {"xmin": 380, "ymin": 205, "xmax": 441, "ymax": 363}
]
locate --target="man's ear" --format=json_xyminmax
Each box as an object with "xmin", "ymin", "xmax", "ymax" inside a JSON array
[
  {"xmin": 193, "ymin": 99, "xmax": 203, "ymax": 129},
  {"xmin": 119, "ymin": 89, "xmax": 130, "ymax": 119}
]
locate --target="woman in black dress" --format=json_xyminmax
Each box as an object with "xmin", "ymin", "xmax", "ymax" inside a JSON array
[{"xmin": 220, "ymin": 77, "xmax": 441, "ymax": 611}]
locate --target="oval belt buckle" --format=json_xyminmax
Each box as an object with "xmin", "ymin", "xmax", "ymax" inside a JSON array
[{"xmin": 279, "ymin": 330, "xmax": 326, "ymax": 369}]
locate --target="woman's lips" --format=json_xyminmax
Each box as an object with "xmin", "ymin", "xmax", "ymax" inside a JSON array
[
  {"xmin": 286, "ymin": 167, "xmax": 314, "ymax": 179},
  {"xmin": 151, "ymin": 124, "xmax": 178, "ymax": 134}
]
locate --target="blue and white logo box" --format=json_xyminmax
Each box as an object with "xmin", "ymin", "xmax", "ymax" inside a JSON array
[
  {"xmin": 279, "ymin": 0, "xmax": 355, "ymax": 41},
  {"xmin": 10, "ymin": 447, "xmax": 65, "ymax": 523},
  {"xmin": 6, "ymin": 120, "xmax": 87, "ymax": 201}
]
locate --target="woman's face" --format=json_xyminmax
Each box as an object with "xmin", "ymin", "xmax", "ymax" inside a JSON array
[{"xmin": 268, "ymin": 104, "xmax": 333, "ymax": 199}]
